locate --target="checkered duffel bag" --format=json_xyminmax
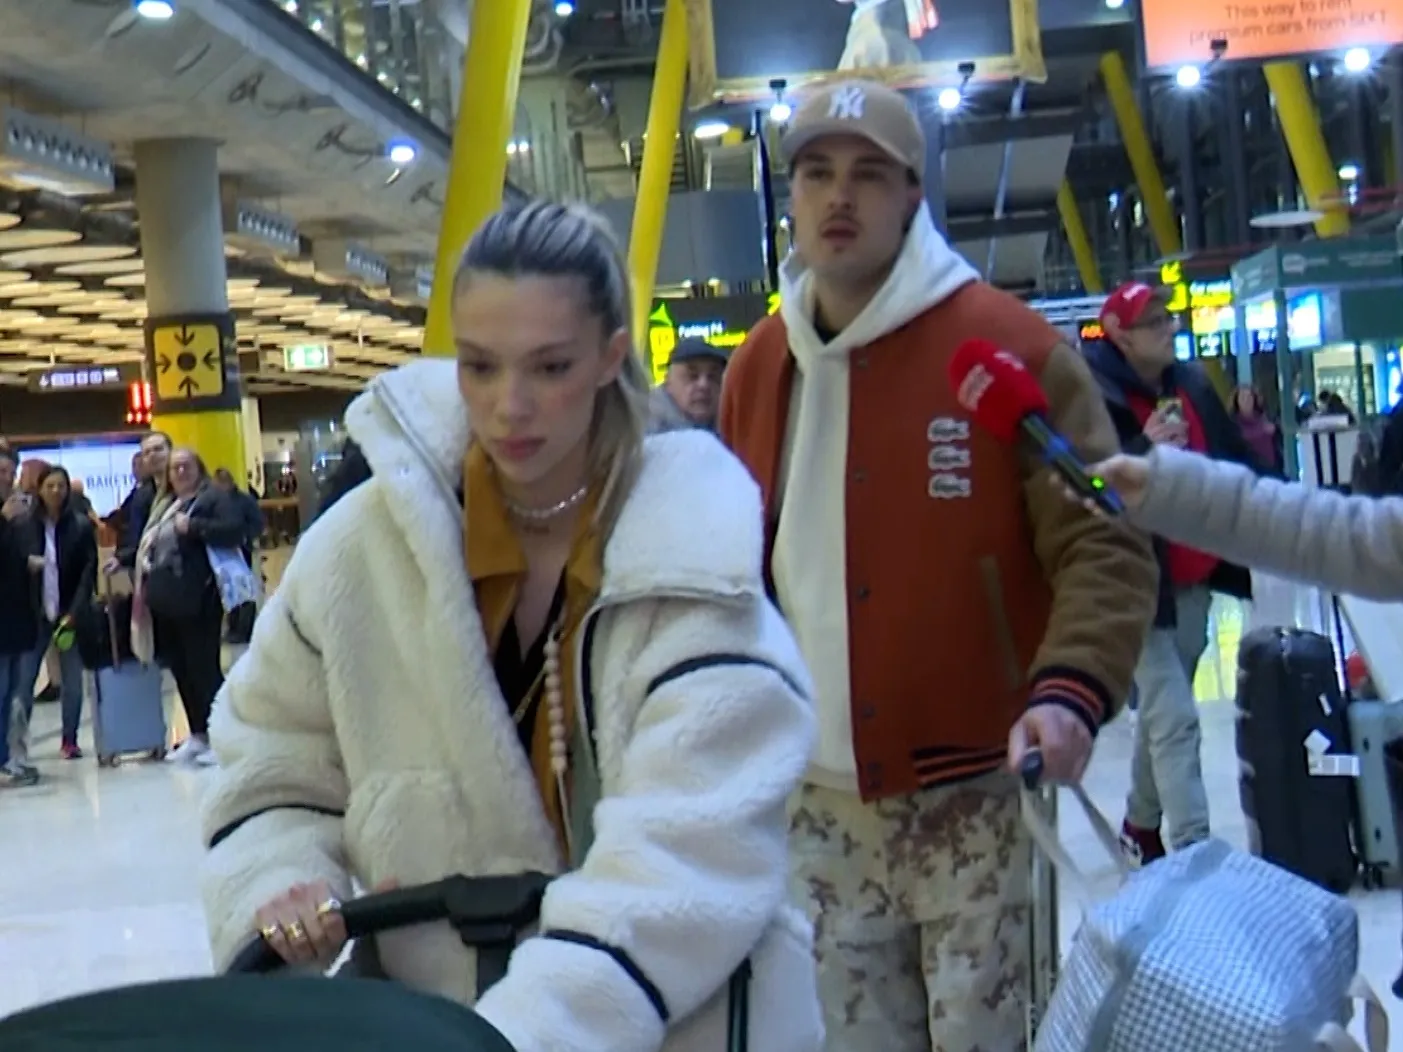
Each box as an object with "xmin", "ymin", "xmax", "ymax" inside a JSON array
[{"xmin": 1023, "ymin": 784, "xmax": 1388, "ymax": 1052}]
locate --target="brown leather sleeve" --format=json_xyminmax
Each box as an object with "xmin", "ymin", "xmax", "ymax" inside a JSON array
[{"xmin": 1023, "ymin": 342, "xmax": 1158, "ymax": 726}]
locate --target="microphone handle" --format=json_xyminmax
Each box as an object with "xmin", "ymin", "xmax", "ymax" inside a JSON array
[{"xmin": 1019, "ymin": 415, "xmax": 1126, "ymax": 518}]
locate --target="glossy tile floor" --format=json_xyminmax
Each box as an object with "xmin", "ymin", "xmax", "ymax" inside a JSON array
[{"xmin": 0, "ymin": 624, "xmax": 1399, "ymax": 1046}]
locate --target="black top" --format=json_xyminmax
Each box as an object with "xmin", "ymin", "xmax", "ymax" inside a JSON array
[{"xmin": 493, "ymin": 578, "xmax": 566, "ymax": 757}]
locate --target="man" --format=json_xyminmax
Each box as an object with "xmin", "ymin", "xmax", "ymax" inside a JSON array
[
  {"xmin": 1084, "ymin": 282, "xmax": 1262, "ymax": 865},
  {"xmin": 719, "ymin": 80, "xmax": 1156, "ymax": 1051},
  {"xmin": 0, "ymin": 447, "xmax": 38, "ymax": 787},
  {"xmin": 108, "ymin": 431, "xmax": 172, "ymax": 573},
  {"xmin": 648, "ymin": 336, "xmax": 728, "ymax": 433}
]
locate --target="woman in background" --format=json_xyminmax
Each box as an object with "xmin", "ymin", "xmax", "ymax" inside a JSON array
[
  {"xmin": 1088, "ymin": 445, "xmax": 1403, "ymax": 600},
  {"xmin": 18, "ymin": 465, "xmax": 96, "ymax": 762},
  {"xmin": 1230, "ymin": 385, "xmax": 1283, "ymax": 478},
  {"xmin": 137, "ymin": 449, "xmax": 245, "ymax": 766}
]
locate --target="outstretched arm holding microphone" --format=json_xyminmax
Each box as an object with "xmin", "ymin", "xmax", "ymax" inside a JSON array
[{"xmin": 1083, "ymin": 445, "xmax": 1403, "ymax": 601}]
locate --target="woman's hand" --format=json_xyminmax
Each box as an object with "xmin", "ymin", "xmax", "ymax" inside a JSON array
[
  {"xmin": 251, "ymin": 878, "xmax": 400, "ymax": 966},
  {"xmin": 252, "ymin": 880, "xmax": 349, "ymax": 966},
  {"xmin": 1051, "ymin": 453, "xmax": 1150, "ymax": 516},
  {"xmin": 174, "ymin": 512, "xmax": 191, "ymax": 535}
]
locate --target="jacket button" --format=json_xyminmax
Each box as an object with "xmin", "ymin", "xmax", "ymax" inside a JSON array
[
  {"xmin": 860, "ymin": 703, "xmax": 876, "ymax": 719},
  {"xmin": 855, "ymin": 585, "xmax": 870, "ymax": 600},
  {"xmin": 865, "ymin": 761, "xmax": 882, "ymax": 777},
  {"xmin": 853, "ymin": 468, "xmax": 867, "ymax": 483},
  {"xmin": 856, "ymin": 356, "xmax": 869, "ymax": 369}
]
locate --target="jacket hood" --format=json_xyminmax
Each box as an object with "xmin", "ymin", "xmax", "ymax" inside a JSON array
[
  {"xmin": 343, "ymin": 358, "xmax": 766, "ymax": 604},
  {"xmin": 1082, "ymin": 338, "xmax": 1165, "ymax": 407},
  {"xmin": 777, "ymin": 202, "xmax": 979, "ymax": 367}
]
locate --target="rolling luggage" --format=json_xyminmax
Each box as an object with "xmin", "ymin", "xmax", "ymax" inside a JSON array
[
  {"xmin": 1235, "ymin": 626, "xmax": 1358, "ymax": 892},
  {"xmin": 1025, "ymin": 761, "xmax": 1059, "ymax": 1045},
  {"xmin": 1345, "ymin": 699, "xmax": 1403, "ymax": 887},
  {"xmin": 89, "ymin": 577, "xmax": 166, "ymax": 767}
]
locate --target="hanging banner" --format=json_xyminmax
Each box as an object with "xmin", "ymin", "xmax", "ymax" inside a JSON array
[
  {"xmin": 685, "ymin": 0, "xmax": 1044, "ymax": 104},
  {"xmin": 1141, "ymin": 0, "xmax": 1403, "ymax": 69}
]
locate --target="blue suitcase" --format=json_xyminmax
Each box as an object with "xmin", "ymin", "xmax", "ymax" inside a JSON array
[{"xmin": 90, "ymin": 591, "xmax": 167, "ymax": 767}]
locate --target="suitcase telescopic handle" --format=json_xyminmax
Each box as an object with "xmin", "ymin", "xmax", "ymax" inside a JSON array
[{"xmin": 1019, "ymin": 748, "xmax": 1045, "ymax": 791}]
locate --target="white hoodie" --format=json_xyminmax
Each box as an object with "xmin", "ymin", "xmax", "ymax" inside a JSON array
[
  {"xmin": 772, "ymin": 204, "xmax": 979, "ymax": 788},
  {"xmin": 200, "ymin": 359, "xmax": 822, "ymax": 1052}
]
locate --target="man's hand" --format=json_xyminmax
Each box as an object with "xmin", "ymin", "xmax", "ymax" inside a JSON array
[
  {"xmin": 27, "ymin": 554, "xmax": 44, "ymax": 574},
  {"xmin": 0, "ymin": 494, "xmax": 26, "ymax": 521},
  {"xmin": 102, "ymin": 555, "xmax": 122, "ymax": 576},
  {"xmin": 1008, "ymin": 705, "xmax": 1093, "ymax": 784},
  {"xmin": 1142, "ymin": 410, "xmax": 1188, "ymax": 448}
]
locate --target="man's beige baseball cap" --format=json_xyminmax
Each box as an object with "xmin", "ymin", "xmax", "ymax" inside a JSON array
[{"xmin": 780, "ymin": 80, "xmax": 926, "ymax": 181}]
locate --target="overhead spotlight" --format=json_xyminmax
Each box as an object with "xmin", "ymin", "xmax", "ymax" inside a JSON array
[
  {"xmin": 937, "ymin": 87, "xmax": 962, "ymax": 111},
  {"xmin": 134, "ymin": 0, "xmax": 175, "ymax": 18},
  {"xmin": 693, "ymin": 120, "xmax": 730, "ymax": 140},
  {"xmin": 1338, "ymin": 162, "xmax": 1361, "ymax": 181},
  {"xmin": 386, "ymin": 140, "xmax": 417, "ymax": 165},
  {"xmin": 1344, "ymin": 46, "xmax": 1371, "ymax": 73},
  {"xmin": 1104, "ymin": 0, "xmax": 1125, "ymax": 8},
  {"xmin": 554, "ymin": 0, "xmax": 575, "ymax": 15},
  {"xmin": 506, "ymin": 140, "xmax": 530, "ymax": 155},
  {"xmin": 770, "ymin": 100, "xmax": 793, "ymax": 122},
  {"xmin": 1175, "ymin": 65, "xmax": 1202, "ymax": 89}
]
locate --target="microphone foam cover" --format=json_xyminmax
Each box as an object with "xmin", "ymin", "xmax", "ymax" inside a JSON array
[{"xmin": 947, "ymin": 339, "xmax": 1049, "ymax": 443}]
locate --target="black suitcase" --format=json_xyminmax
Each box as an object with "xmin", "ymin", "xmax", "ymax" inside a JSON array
[{"xmin": 1236, "ymin": 626, "xmax": 1358, "ymax": 892}]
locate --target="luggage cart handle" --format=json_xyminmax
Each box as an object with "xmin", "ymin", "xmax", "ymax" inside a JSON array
[{"xmin": 224, "ymin": 872, "xmax": 552, "ymax": 975}]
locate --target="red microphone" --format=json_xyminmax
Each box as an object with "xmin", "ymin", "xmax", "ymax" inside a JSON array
[{"xmin": 948, "ymin": 339, "xmax": 1125, "ymax": 517}]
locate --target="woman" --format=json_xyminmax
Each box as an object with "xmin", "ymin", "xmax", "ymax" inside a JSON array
[
  {"xmin": 18, "ymin": 466, "xmax": 96, "ymax": 762},
  {"xmin": 0, "ymin": 448, "xmax": 39, "ymax": 785},
  {"xmin": 137, "ymin": 449, "xmax": 245, "ymax": 766},
  {"xmin": 1230, "ymin": 385, "xmax": 1283, "ymax": 478},
  {"xmin": 200, "ymin": 201, "xmax": 821, "ymax": 1052},
  {"xmin": 1086, "ymin": 444, "xmax": 1403, "ymax": 600}
]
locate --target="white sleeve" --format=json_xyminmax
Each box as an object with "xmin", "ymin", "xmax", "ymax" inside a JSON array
[
  {"xmin": 199, "ymin": 560, "xmax": 352, "ymax": 972},
  {"xmin": 474, "ymin": 598, "xmax": 816, "ymax": 1052}
]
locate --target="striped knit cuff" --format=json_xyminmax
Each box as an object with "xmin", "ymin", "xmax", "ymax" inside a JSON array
[{"xmin": 1028, "ymin": 666, "xmax": 1111, "ymax": 739}]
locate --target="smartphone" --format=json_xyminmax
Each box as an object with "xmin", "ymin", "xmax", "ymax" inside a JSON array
[{"xmin": 1156, "ymin": 397, "xmax": 1184, "ymax": 424}]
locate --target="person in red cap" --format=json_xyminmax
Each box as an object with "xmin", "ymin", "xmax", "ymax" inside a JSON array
[
  {"xmin": 720, "ymin": 79, "xmax": 1157, "ymax": 1051},
  {"xmin": 1083, "ymin": 281, "xmax": 1266, "ymax": 867}
]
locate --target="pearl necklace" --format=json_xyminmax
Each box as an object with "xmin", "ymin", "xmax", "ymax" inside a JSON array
[
  {"xmin": 543, "ymin": 627, "xmax": 573, "ymax": 858},
  {"xmin": 504, "ymin": 484, "xmax": 588, "ymax": 524}
]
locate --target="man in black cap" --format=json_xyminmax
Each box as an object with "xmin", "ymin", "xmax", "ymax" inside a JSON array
[{"xmin": 649, "ymin": 337, "xmax": 728, "ymax": 434}]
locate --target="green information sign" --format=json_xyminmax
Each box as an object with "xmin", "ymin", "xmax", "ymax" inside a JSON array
[
  {"xmin": 1231, "ymin": 237, "xmax": 1401, "ymax": 301},
  {"xmin": 283, "ymin": 343, "xmax": 333, "ymax": 372}
]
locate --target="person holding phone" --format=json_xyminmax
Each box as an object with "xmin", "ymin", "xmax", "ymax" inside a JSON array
[
  {"xmin": 0, "ymin": 447, "xmax": 39, "ymax": 786},
  {"xmin": 1084, "ymin": 282, "xmax": 1266, "ymax": 866}
]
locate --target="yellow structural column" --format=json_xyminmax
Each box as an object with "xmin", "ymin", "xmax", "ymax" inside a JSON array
[
  {"xmin": 1099, "ymin": 52, "xmax": 1182, "ymax": 258},
  {"xmin": 1056, "ymin": 182, "xmax": 1103, "ymax": 295},
  {"xmin": 422, "ymin": 0, "xmax": 536, "ymax": 357},
  {"xmin": 1263, "ymin": 61, "xmax": 1349, "ymax": 239},
  {"xmin": 628, "ymin": 0, "xmax": 690, "ymax": 345},
  {"xmin": 134, "ymin": 138, "xmax": 246, "ymax": 485}
]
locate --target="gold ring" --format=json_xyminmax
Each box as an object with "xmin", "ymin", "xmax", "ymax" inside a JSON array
[
  {"xmin": 283, "ymin": 921, "xmax": 306, "ymax": 942},
  {"xmin": 315, "ymin": 896, "xmax": 341, "ymax": 917},
  {"xmin": 260, "ymin": 924, "xmax": 280, "ymax": 941}
]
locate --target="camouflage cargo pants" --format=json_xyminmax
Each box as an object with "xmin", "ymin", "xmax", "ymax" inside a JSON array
[{"xmin": 788, "ymin": 773, "xmax": 1031, "ymax": 1052}]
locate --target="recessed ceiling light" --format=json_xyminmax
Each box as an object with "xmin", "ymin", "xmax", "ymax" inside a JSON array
[{"xmin": 134, "ymin": 0, "xmax": 176, "ymax": 20}]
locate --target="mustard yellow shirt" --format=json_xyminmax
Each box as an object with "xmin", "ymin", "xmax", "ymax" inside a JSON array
[{"xmin": 462, "ymin": 443, "xmax": 601, "ymax": 856}]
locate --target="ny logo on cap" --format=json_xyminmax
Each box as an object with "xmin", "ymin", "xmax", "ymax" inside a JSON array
[{"xmin": 828, "ymin": 85, "xmax": 866, "ymax": 120}]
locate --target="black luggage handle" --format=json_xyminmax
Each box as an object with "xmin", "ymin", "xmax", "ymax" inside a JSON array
[
  {"xmin": 1019, "ymin": 748, "xmax": 1045, "ymax": 791},
  {"xmin": 226, "ymin": 872, "xmax": 552, "ymax": 985}
]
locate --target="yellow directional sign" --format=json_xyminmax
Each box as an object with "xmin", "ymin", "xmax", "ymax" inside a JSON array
[{"xmin": 153, "ymin": 321, "xmax": 224, "ymax": 401}]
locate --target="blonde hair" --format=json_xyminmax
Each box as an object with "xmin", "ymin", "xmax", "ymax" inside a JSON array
[{"xmin": 452, "ymin": 200, "xmax": 651, "ymax": 535}]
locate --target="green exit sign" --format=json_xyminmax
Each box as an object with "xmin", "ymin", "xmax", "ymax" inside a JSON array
[{"xmin": 283, "ymin": 344, "xmax": 332, "ymax": 372}]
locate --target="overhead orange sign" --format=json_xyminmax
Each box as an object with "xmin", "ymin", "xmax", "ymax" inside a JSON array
[{"xmin": 1142, "ymin": 0, "xmax": 1403, "ymax": 68}]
